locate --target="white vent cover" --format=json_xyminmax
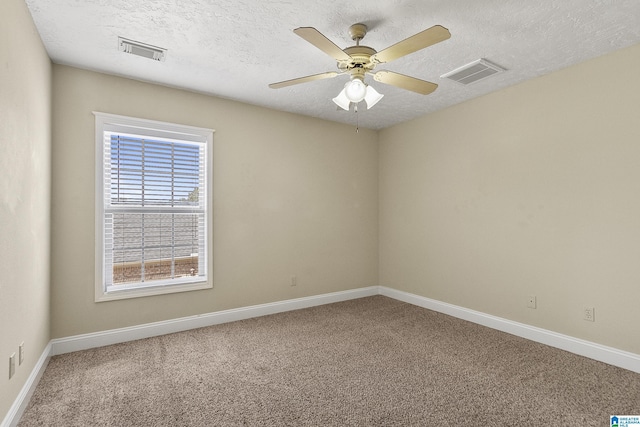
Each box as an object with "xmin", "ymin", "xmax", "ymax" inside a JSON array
[
  {"xmin": 118, "ymin": 37, "xmax": 167, "ymax": 61},
  {"xmin": 441, "ymin": 58, "xmax": 505, "ymax": 85}
]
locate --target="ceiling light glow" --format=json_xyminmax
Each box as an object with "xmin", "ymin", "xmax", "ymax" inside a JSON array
[
  {"xmin": 344, "ymin": 78, "xmax": 367, "ymax": 102},
  {"xmin": 333, "ymin": 78, "xmax": 384, "ymax": 110}
]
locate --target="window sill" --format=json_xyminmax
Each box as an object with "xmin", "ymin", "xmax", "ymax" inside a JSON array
[{"xmin": 95, "ymin": 279, "xmax": 212, "ymax": 302}]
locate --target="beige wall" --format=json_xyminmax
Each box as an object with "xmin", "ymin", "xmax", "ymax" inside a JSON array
[
  {"xmin": 0, "ymin": 0, "xmax": 51, "ymax": 420},
  {"xmin": 379, "ymin": 43, "xmax": 640, "ymax": 354},
  {"xmin": 50, "ymin": 65, "xmax": 379, "ymax": 338}
]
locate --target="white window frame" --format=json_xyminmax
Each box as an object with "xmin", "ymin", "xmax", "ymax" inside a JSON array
[{"xmin": 94, "ymin": 112, "xmax": 213, "ymax": 302}]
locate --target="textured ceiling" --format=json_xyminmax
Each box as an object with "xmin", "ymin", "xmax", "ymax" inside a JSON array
[{"xmin": 25, "ymin": 0, "xmax": 640, "ymax": 130}]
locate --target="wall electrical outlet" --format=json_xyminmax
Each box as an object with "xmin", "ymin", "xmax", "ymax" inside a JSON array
[
  {"xmin": 19, "ymin": 342, "xmax": 24, "ymax": 365},
  {"xmin": 9, "ymin": 353, "xmax": 16, "ymax": 379},
  {"xmin": 584, "ymin": 307, "xmax": 595, "ymax": 322},
  {"xmin": 291, "ymin": 275, "xmax": 297, "ymax": 287},
  {"xmin": 527, "ymin": 295, "xmax": 537, "ymax": 309}
]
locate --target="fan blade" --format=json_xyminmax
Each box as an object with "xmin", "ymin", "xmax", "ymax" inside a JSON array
[
  {"xmin": 294, "ymin": 27, "xmax": 352, "ymax": 62},
  {"xmin": 269, "ymin": 71, "xmax": 339, "ymax": 89},
  {"xmin": 371, "ymin": 25, "xmax": 450, "ymax": 64},
  {"xmin": 371, "ymin": 70, "xmax": 438, "ymax": 95}
]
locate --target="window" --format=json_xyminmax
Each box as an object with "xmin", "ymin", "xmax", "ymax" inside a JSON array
[{"xmin": 94, "ymin": 112, "xmax": 213, "ymax": 301}]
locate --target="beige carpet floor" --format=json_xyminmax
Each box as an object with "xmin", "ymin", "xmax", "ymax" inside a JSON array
[{"xmin": 18, "ymin": 296, "xmax": 640, "ymax": 426}]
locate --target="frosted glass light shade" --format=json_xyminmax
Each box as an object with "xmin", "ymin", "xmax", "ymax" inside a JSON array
[
  {"xmin": 332, "ymin": 79, "xmax": 384, "ymax": 110},
  {"xmin": 344, "ymin": 79, "xmax": 367, "ymax": 102},
  {"xmin": 332, "ymin": 88, "xmax": 351, "ymax": 110},
  {"xmin": 364, "ymin": 86, "xmax": 384, "ymax": 109}
]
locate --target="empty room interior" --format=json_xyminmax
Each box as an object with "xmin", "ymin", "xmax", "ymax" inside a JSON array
[{"xmin": 2, "ymin": 0, "xmax": 640, "ymax": 425}]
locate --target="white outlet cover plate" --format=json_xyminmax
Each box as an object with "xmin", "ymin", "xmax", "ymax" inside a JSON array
[
  {"xmin": 9, "ymin": 353, "xmax": 16, "ymax": 379},
  {"xmin": 584, "ymin": 307, "xmax": 595, "ymax": 321}
]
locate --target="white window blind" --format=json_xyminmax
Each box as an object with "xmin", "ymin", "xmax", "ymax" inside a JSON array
[{"xmin": 95, "ymin": 113, "xmax": 212, "ymax": 300}]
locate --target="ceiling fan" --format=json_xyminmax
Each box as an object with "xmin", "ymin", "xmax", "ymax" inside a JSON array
[{"xmin": 269, "ymin": 23, "xmax": 451, "ymax": 110}]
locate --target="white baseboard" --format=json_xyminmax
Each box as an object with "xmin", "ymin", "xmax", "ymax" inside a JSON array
[
  {"xmin": 6, "ymin": 285, "xmax": 640, "ymax": 426},
  {"xmin": 51, "ymin": 286, "xmax": 379, "ymax": 356},
  {"xmin": 1, "ymin": 342, "xmax": 52, "ymax": 427},
  {"xmin": 379, "ymin": 286, "xmax": 640, "ymax": 374},
  {"xmin": 40, "ymin": 284, "xmax": 640, "ymax": 372}
]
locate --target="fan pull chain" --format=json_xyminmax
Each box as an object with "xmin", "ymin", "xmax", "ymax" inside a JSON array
[{"xmin": 355, "ymin": 104, "xmax": 359, "ymax": 133}]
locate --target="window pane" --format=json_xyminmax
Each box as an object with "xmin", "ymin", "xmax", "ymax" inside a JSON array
[
  {"xmin": 110, "ymin": 212, "xmax": 202, "ymax": 287},
  {"xmin": 109, "ymin": 136, "xmax": 201, "ymax": 207}
]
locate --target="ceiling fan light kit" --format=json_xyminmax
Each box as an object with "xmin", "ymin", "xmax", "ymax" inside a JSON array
[
  {"xmin": 333, "ymin": 77, "xmax": 384, "ymax": 110},
  {"xmin": 344, "ymin": 77, "xmax": 367, "ymax": 102},
  {"xmin": 270, "ymin": 22, "xmax": 451, "ymax": 112}
]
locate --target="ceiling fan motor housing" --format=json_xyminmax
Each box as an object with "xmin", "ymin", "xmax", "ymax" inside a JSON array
[
  {"xmin": 337, "ymin": 24, "xmax": 378, "ymax": 80},
  {"xmin": 338, "ymin": 45, "xmax": 377, "ymax": 79}
]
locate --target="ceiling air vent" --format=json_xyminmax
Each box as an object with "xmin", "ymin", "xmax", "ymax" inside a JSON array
[
  {"xmin": 441, "ymin": 58, "xmax": 505, "ymax": 85},
  {"xmin": 118, "ymin": 37, "xmax": 167, "ymax": 61}
]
